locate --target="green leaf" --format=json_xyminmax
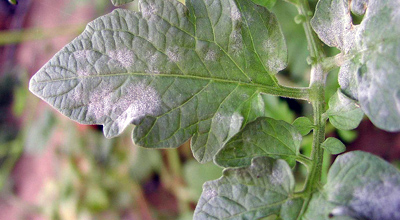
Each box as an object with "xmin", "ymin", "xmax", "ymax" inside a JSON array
[
  {"xmin": 111, "ymin": 0, "xmax": 135, "ymax": 6},
  {"xmin": 29, "ymin": 0, "xmax": 290, "ymax": 163},
  {"xmin": 321, "ymin": 137, "xmax": 345, "ymax": 155},
  {"xmin": 194, "ymin": 157, "xmax": 302, "ymax": 220},
  {"xmin": 311, "ymin": 0, "xmax": 400, "ymax": 132},
  {"xmin": 250, "ymin": 0, "xmax": 277, "ymax": 9},
  {"xmin": 325, "ymin": 89, "xmax": 363, "ymax": 130},
  {"xmin": 214, "ymin": 117, "xmax": 301, "ymax": 168},
  {"xmin": 292, "ymin": 116, "xmax": 313, "ymax": 136},
  {"xmin": 303, "ymin": 151, "xmax": 400, "ymax": 220}
]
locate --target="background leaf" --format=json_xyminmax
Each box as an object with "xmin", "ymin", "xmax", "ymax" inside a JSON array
[
  {"xmin": 29, "ymin": 0, "xmax": 289, "ymax": 163},
  {"xmin": 194, "ymin": 157, "xmax": 302, "ymax": 220},
  {"xmin": 215, "ymin": 117, "xmax": 301, "ymax": 168},
  {"xmin": 303, "ymin": 151, "xmax": 400, "ymax": 220},
  {"xmin": 311, "ymin": 0, "xmax": 400, "ymax": 132},
  {"xmin": 325, "ymin": 89, "xmax": 363, "ymax": 130}
]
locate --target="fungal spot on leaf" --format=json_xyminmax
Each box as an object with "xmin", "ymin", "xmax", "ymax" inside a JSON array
[
  {"xmin": 73, "ymin": 50, "xmax": 88, "ymax": 60},
  {"xmin": 87, "ymin": 87, "xmax": 114, "ymax": 120},
  {"xmin": 87, "ymin": 83, "xmax": 161, "ymax": 138},
  {"xmin": 203, "ymin": 189, "xmax": 218, "ymax": 200},
  {"xmin": 108, "ymin": 49, "xmax": 135, "ymax": 67},
  {"xmin": 141, "ymin": 3, "xmax": 157, "ymax": 18},
  {"xmin": 166, "ymin": 46, "xmax": 181, "ymax": 62},
  {"xmin": 205, "ymin": 50, "xmax": 217, "ymax": 61},
  {"xmin": 229, "ymin": 30, "xmax": 243, "ymax": 56},
  {"xmin": 270, "ymin": 167, "xmax": 284, "ymax": 185},
  {"xmin": 230, "ymin": 6, "xmax": 241, "ymax": 21},
  {"xmin": 113, "ymin": 83, "xmax": 161, "ymax": 131},
  {"xmin": 349, "ymin": 180, "xmax": 400, "ymax": 220}
]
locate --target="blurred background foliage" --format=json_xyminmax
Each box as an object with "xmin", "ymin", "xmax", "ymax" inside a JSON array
[{"xmin": 0, "ymin": 0, "xmax": 399, "ymax": 219}]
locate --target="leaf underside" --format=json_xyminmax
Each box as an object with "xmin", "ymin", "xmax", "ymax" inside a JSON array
[
  {"xmin": 29, "ymin": 0, "xmax": 288, "ymax": 163},
  {"xmin": 303, "ymin": 151, "xmax": 400, "ymax": 220},
  {"xmin": 194, "ymin": 157, "xmax": 303, "ymax": 220},
  {"xmin": 311, "ymin": 0, "xmax": 400, "ymax": 132},
  {"xmin": 215, "ymin": 117, "xmax": 301, "ymax": 168}
]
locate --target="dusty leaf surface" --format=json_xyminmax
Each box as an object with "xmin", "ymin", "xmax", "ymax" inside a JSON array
[{"xmin": 29, "ymin": 0, "xmax": 288, "ymax": 163}]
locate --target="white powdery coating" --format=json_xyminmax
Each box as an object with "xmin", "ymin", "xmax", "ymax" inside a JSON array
[
  {"xmin": 166, "ymin": 46, "xmax": 181, "ymax": 62},
  {"xmin": 205, "ymin": 50, "xmax": 217, "ymax": 61},
  {"xmin": 228, "ymin": 112, "xmax": 243, "ymax": 137},
  {"xmin": 146, "ymin": 52, "xmax": 161, "ymax": 74},
  {"xmin": 270, "ymin": 167, "xmax": 284, "ymax": 185},
  {"xmin": 73, "ymin": 50, "xmax": 88, "ymax": 60},
  {"xmin": 142, "ymin": 3, "xmax": 157, "ymax": 18},
  {"xmin": 350, "ymin": 180, "xmax": 400, "ymax": 220},
  {"xmin": 113, "ymin": 83, "xmax": 161, "ymax": 134},
  {"xmin": 87, "ymin": 83, "xmax": 161, "ymax": 136},
  {"xmin": 230, "ymin": 6, "xmax": 241, "ymax": 21},
  {"xmin": 266, "ymin": 59, "xmax": 286, "ymax": 73},
  {"xmin": 337, "ymin": 152, "xmax": 355, "ymax": 165},
  {"xmin": 230, "ymin": 30, "xmax": 243, "ymax": 56},
  {"xmin": 203, "ymin": 188, "xmax": 218, "ymax": 200},
  {"xmin": 109, "ymin": 49, "xmax": 135, "ymax": 67},
  {"xmin": 77, "ymin": 68, "xmax": 92, "ymax": 77},
  {"xmin": 87, "ymin": 87, "xmax": 114, "ymax": 120}
]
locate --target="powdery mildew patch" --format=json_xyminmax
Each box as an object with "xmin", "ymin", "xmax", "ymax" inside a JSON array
[
  {"xmin": 229, "ymin": 30, "xmax": 243, "ymax": 56},
  {"xmin": 108, "ymin": 49, "xmax": 135, "ymax": 67},
  {"xmin": 349, "ymin": 180, "xmax": 400, "ymax": 220},
  {"xmin": 205, "ymin": 50, "xmax": 217, "ymax": 61},
  {"xmin": 86, "ymin": 83, "xmax": 161, "ymax": 137},
  {"xmin": 141, "ymin": 3, "xmax": 158, "ymax": 18},
  {"xmin": 166, "ymin": 46, "xmax": 181, "ymax": 62},
  {"xmin": 112, "ymin": 83, "xmax": 161, "ymax": 134},
  {"xmin": 230, "ymin": 6, "xmax": 241, "ymax": 21}
]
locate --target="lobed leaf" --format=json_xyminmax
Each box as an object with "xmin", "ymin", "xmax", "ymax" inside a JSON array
[
  {"xmin": 194, "ymin": 157, "xmax": 303, "ymax": 220},
  {"xmin": 29, "ymin": 0, "xmax": 289, "ymax": 163},
  {"xmin": 325, "ymin": 89, "xmax": 364, "ymax": 130},
  {"xmin": 311, "ymin": 0, "xmax": 400, "ymax": 132},
  {"xmin": 214, "ymin": 117, "xmax": 301, "ymax": 168},
  {"xmin": 303, "ymin": 151, "xmax": 400, "ymax": 220}
]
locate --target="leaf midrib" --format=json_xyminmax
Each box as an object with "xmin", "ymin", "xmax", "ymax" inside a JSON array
[{"xmin": 33, "ymin": 69, "xmax": 282, "ymax": 92}]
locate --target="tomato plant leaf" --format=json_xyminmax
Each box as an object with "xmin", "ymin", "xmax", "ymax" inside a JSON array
[
  {"xmin": 325, "ymin": 89, "xmax": 363, "ymax": 130},
  {"xmin": 28, "ymin": 0, "xmax": 289, "ymax": 163},
  {"xmin": 303, "ymin": 151, "xmax": 400, "ymax": 220},
  {"xmin": 194, "ymin": 157, "xmax": 302, "ymax": 219},
  {"xmin": 292, "ymin": 116, "xmax": 313, "ymax": 136},
  {"xmin": 250, "ymin": 0, "xmax": 277, "ymax": 9},
  {"xmin": 311, "ymin": 0, "xmax": 400, "ymax": 132},
  {"xmin": 111, "ymin": 0, "xmax": 135, "ymax": 6},
  {"xmin": 321, "ymin": 137, "xmax": 345, "ymax": 155},
  {"xmin": 214, "ymin": 117, "xmax": 301, "ymax": 168}
]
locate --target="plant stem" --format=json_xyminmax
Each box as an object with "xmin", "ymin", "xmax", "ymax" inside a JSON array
[
  {"xmin": 165, "ymin": 149, "xmax": 191, "ymax": 214},
  {"xmin": 296, "ymin": 0, "xmax": 327, "ymax": 194}
]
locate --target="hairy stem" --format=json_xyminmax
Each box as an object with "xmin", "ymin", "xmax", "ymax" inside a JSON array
[{"xmin": 296, "ymin": 0, "xmax": 327, "ymax": 194}]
